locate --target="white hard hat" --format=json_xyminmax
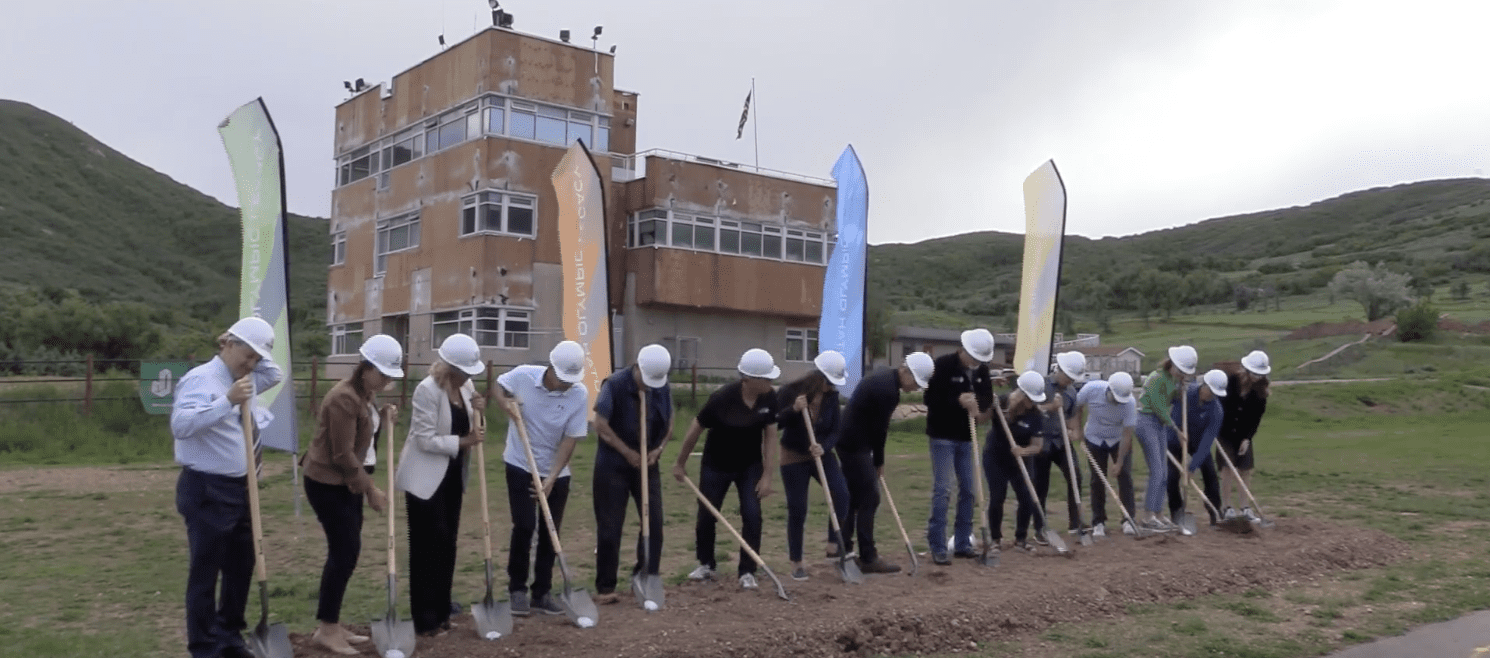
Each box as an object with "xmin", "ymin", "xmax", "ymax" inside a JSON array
[
  {"xmin": 549, "ymin": 341, "xmax": 587, "ymax": 384},
  {"xmin": 358, "ymin": 334, "xmax": 405, "ymax": 378},
  {"xmin": 960, "ymin": 328, "xmax": 996, "ymax": 363},
  {"xmin": 636, "ymin": 344, "xmax": 671, "ymax": 388},
  {"xmin": 904, "ymin": 352, "xmax": 934, "ymax": 390},
  {"xmin": 1055, "ymin": 351, "xmax": 1086, "ymax": 380},
  {"xmin": 737, "ymin": 348, "xmax": 780, "ymax": 380},
  {"xmin": 1203, "ymin": 369, "xmax": 1228, "ymax": 397},
  {"xmin": 1241, "ymin": 350, "xmax": 1271, "ymax": 376},
  {"xmin": 1016, "ymin": 371, "xmax": 1047, "ymax": 403},
  {"xmin": 227, "ymin": 316, "xmax": 275, "ymax": 360},
  {"xmin": 1107, "ymin": 371, "xmax": 1135, "ymax": 403},
  {"xmin": 1167, "ymin": 345, "xmax": 1198, "ymax": 375},
  {"xmin": 813, "ymin": 350, "xmax": 848, "ymax": 387},
  {"xmin": 437, "ymin": 333, "xmax": 485, "ymax": 376}
]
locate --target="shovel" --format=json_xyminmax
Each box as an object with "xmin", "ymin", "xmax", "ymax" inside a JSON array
[
  {"xmin": 371, "ymin": 406, "xmax": 417, "ymax": 658},
  {"xmin": 802, "ymin": 408, "xmax": 862, "ymax": 584},
  {"xmin": 965, "ymin": 414, "xmax": 999, "ymax": 566},
  {"xmin": 511, "ymin": 404, "xmax": 599, "ymax": 628},
  {"xmin": 1171, "ymin": 394, "xmax": 1197, "ymax": 536},
  {"xmin": 1079, "ymin": 442, "xmax": 1152, "ymax": 539},
  {"xmin": 469, "ymin": 412, "xmax": 513, "ymax": 640},
  {"xmin": 1164, "ymin": 451, "xmax": 1250, "ymax": 534},
  {"xmin": 1212, "ymin": 441, "xmax": 1276, "ymax": 529},
  {"xmin": 1056, "ymin": 406, "xmax": 1094, "ymax": 547},
  {"xmin": 679, "ymin": 473, "xmax": 791, "ymax": 601},
  {"xmin": 631, "ymin": 390, "xmax": 665, "ymax": 610},
  {"xmin": 878, "ymin": 475, "xmax": 919, "ymax": 576},
  {"xmin": 238, "ymin": 401, "xmax": 292, "ymax": 658},
  {"xmin": 993, "ymin": 404, "xmax": 1070, "ymax": 556}
]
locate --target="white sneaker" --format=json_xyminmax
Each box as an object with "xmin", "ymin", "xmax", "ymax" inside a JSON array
[
  {"xmin": 688, "ymin": 564, "xmax": 714, "ymax": 581},
  {"xmin": 1093, "ymin": 524, "xmax": 1107, "ymax": 539},
  {"xmin": 1122, "ymin": 520, "xmax": 1136, "ymax": 536},
  {"xmin": 1223, "ymin": 506, "xmax": 1238, "ymax": 520},
  {"xmin": 739, "ymin": 573, "xmax": 759, "ymax": 590},
  {"xmin": 1242, "ymin": 507, "xmax": 1260, "ymax": 522}
]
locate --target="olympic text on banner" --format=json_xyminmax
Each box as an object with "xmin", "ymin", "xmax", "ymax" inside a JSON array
[{"xmin": 552, "ymin": 141, "xmax": 613, "ymax": 418}]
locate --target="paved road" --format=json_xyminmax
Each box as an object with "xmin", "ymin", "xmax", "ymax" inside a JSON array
[{"xmin": 1324, "ymin": 610, "xmax": 1490, "ymax": 658}]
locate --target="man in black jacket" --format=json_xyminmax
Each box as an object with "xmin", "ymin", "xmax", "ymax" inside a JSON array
[
  {"xmin": 923, "ymin": 328, "xmax": 1002, "ymax": 565},
  {"xmin": 835, "ymin": 352, "xmax": 935, "ymax": 574}
]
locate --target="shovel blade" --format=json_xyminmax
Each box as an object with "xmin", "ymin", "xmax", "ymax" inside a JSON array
[
  {"xmin": 1045, "ymin": 529, "xmax": 1071, "ymax": 555},
  {"xmin": 561, "ymin": 588, "xmax": 600, "ymax": 628},
  {"xmin": 836, "ymin": 557, "xmax": 864, "ymax": 584},
  {"xmin": 642, "ymin": 575, "xmax": 666, "ymax": 609},
  {"xmin": 246, "ymin": 622, "xmax": 292, "ymax": 658},
  {"xmin": 1218, "ymin": 518, "xmax": 1254, "ymax": 535},
  {"xmin": 471, "ymin": 599, "xmax": 513, "ymax": 640},
  {"xmin": 1175, "ymin": 512, "xmax": 1198, "ymax": 536},
  {"xmin": 371, "ymin": 616, "xmax": 417, "ymax": 658},
  {"xmin": 1079, "ymin": 530, "xmax": 1095, "ymax": 547},
  {"xmin": 977, "ymin": 548, "xmax": 999, "ymax": 567}
]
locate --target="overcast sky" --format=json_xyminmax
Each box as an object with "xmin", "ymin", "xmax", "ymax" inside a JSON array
[{"xmin": 7, "ymin": 1, "xmax": 1490, "ymax": 245}]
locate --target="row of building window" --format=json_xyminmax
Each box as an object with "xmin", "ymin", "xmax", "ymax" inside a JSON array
[
  {"xmin": 330, "ymin": 189, "xmax": 540, "ymax": 270},
  {"xmin": 628, "ymin": 209, "xmax": 834, "ymax": 265},
  {"xmin": 335, "ymin": 95, "xmax": 611, "ymax": 188}
]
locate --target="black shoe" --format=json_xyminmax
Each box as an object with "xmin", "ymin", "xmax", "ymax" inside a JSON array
[
  {"xmin": 931, "ymin": 552, "xmax": 951, "ymax": 566},
  {"xmin": 858, "ymin": 557, "xmax": 903, "ymax": 574},
  {"xmin": 952, "ymin": 549, "xmax": 978, "ymax": 559},
  {"xmin": 219, "ymin": 647, "xmax": 255, "ymax": 658},
  {"xmin": 532, "ymin": 593, "xmax": 565, "ymax": 616},
  {"xmin": 1031, "ymin": 532, "xmax": 1050, "ymax": 546}
]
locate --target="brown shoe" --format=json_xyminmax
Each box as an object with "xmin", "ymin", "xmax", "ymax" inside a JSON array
[
  {"xmin": 594, "ymin": 592, "xmax": 620, "ymax": 605},
  {"xmin": 856, "ymin": 557, "xmax": 902, "ymax": 574},
  {"xmin": 310, "ymin": 626, "xmax": 359, "ymax": 655}
]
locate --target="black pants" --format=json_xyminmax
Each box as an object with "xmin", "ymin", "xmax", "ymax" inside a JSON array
[
  {"xmin": 1166, "ymin": 437, "xmax": 1222, "ymax": 524},
  {"xmin": 780, "ymin": 452, "xmax": 849, "ymax": 562},
  {"xmin": 505, "ymin": 463, "xmax": 570, "ymax": 599},
  {"xmin": 592, "ymin": 447, "xmax": 662, "ymax": 594},
  {"xmin": 695, "ymin": 462, "xmax": 763, "ymax": 577},
  {"xmin": 176, "ymin": 467, "xmax": 253, "ymax": 658},
  {"xmin": 981, "ymin": 451, "xmax": 1039, "ymax": 543},
  {"xmin": 304, "ymin": 477, "xmax": 364, "ymax": 623},
  {"xmin": 1085, "ymin": 440, "xmax": 1136, "ymax": 526},
  {"xmin": 837, "ymin": 448, "xmax": 882, "ymax": 563},
  {"xmin": 406, "ymin": 456, "xmax": 464, "ymax": 634},
  {"xmin": 1033, "ymin": 438, "xmax": 1086, "ymax": 531}
]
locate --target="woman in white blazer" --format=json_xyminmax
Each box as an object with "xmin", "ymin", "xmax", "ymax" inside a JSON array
[{"xmin": 395, "ymin": 333, "xmax": 486, "ymax": 636}]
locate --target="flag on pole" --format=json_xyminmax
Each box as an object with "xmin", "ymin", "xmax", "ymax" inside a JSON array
[
  {"xmin": 736, "ymin": 89, "xmax": 752, "ymax": 139},
  {"xmin": 219, "ymin": 98, "xmax": 298, "ymax": 475},
  {"xmin": 552, "ymin": 140, "xmax": 613, "ymax": 420},
  {"xmin": 819, "ymin": 145, "xmax": 868, "ymax": 398},
  {"xmin": 1012, "ymin": 160, "xmax": 1068, "ymax": 376}
]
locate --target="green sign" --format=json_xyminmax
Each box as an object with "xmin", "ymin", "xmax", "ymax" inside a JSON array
[{"xmin": 139, "ymin": 362, "xmax": 193, "ymax": 415}]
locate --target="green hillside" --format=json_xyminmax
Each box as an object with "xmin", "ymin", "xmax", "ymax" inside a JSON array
[{"xmin": 0, "ymin": 100, "xmax": 327, "ymax": 329}]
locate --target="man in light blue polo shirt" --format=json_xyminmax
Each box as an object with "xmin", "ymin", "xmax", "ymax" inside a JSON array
[
  {"xmin": 494, "ymin": 341, "xmax": 589, "ymax": 616},
  {"xmin": 1073, "ymin": 371, "xmax": 1138, "ymax": 538},
  {"xmin": 171, "ymin": 317, "xmax": 282, "ymax": 658}
]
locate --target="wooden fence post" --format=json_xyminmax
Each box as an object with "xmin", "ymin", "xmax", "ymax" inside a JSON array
[
  {"xmin": 83, "ymin": 354, "xmax": 94, "ymax": 416},
  {"xmin": 485, "ymin": 360, "xmax": 495, "ymax": 399}
]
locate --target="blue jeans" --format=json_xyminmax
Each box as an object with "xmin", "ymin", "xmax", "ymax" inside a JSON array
[
  {"xmin": 1136, "ymin": 413, "xmax": 1170, "ymax": 513},
  {"xmin": 925, "ymin": 438, "xmax": 975, "ymax": 555},
  {"xmin": 695, "ymin": 462, "xmax": 763, "ymax": 577},
  {"xmin": 176, "ymin": 468, "xmax": 253, "ymax": 658},
  {"xmin": 781, "ymin": 452, "xmax": 850, "ymax": 562}
]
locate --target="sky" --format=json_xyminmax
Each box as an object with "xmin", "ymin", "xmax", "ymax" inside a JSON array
[{"xmin": 6, "ymin": 0, "xmax": 1490, "ymax": 245}]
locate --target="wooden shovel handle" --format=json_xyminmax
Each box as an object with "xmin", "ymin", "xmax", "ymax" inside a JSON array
[
  {"xmin": 241, "ymin": 402, "xmax": 269, "ymax": 584},
  {"xmin": 802, "ymin": 408, "xmax": 845, "ymax": 537}
]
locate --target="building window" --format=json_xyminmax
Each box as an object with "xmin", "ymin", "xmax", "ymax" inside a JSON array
[
  {"xmin": 374, "ymin": 213, "xmax": 420, "ymax": 276},
  {"xmin": 535, "ymin": 105, "xmax": 567, "ymax": 145},
  {"xmin": 431, "ymin": 307, "xmax": 531, "ymax": 349},
  {"xmin": 331, "ymin": 231, "xmax": 346, "ymax": 266},
  {"xmin": 331, "ymin": 323, "xmax": 364, "ymax": 355},
  {"xmin": 460, "ymin": 191, "xmax": 537, "ymax": 238},
  {"xmin": 785, "ymin": 328, "xmax": 818, "ymax": 363}
]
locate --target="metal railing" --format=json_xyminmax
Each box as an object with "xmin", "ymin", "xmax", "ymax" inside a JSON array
[{"xmin": 611, "ymin": 149, "xmax": 836, "ymax": 188}]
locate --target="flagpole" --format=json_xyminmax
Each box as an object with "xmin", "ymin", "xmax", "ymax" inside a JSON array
[{"xmin": 751, "ymin": 77, "xmax": 759, "ymax": 171}]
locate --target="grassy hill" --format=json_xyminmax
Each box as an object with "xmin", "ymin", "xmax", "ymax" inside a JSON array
[{"xmin": 0, "ymin": 100, "xmax": 327, "ymax": 330}]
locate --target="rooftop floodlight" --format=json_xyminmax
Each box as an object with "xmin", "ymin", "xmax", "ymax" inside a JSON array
[{"xmin": 559, "ymin": 29, "xmax": 570, "ymax": 42}]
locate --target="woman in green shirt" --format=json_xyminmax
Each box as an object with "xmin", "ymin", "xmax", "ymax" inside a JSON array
[{"xmin": 1134, "ymin": 345, "xmax": 1197, "ymax": 531}]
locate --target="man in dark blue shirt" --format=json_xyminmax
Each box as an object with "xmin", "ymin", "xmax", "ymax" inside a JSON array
[
  {"xmin": 591, "ymin": 345, "xmax": 674, "ymax": 603},
  {"xmin": 922, "ymin": 329, "xmax": 1003, "ymax": 565},
  {"xmin": 1167, "ymin": 369, "xmax": 1226, "ymax": 526},
  {"xmin": 1031, "ymin": 351, "xmax": 1086, "ymax": 544}
]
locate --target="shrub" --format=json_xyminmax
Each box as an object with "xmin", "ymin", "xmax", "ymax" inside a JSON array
[{"xmin": 1396, "ymin": 301, "xmax": 1438, "ymax": 343}]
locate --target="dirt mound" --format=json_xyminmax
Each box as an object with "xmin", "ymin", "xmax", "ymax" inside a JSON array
[
  {"xmin": 1437, "ymin": 318, "xmax": 1490, "ymax": 334},
  {"xmin": 1285, "ymin": 318, "xmax": 1396, "ymax": 341},
  {"xmin": 291, "ymin": 520, "xmax": 1404, "ymax": 658}
]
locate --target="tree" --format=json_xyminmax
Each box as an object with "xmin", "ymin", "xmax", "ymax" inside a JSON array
[
  {"xmin": 1329, "ymin": 261, "xmax": 1412, "ymax": 321},
  {"xmin": 1452, "ymin": 280, "xmax": 1472, "ymax": 301}
]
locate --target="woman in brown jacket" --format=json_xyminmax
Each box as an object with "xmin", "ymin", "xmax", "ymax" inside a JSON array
[{"xmin": 302, "ymin": 334, "xmax": 404, "ymax": 654}]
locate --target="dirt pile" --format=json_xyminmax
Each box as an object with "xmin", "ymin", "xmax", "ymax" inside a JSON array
[
  {"xmin": 1285, "ymin": 319, "xmax": 1396, "ymax": 341},
  {"xmin": 291, "ymin": 519, "xmax": 1405, "ymax": 658}
]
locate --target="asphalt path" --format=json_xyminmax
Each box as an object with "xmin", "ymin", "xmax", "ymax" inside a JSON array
[{"xmin": 1324, "ymin": 610, "xmax": 1490, "ymax": 658}]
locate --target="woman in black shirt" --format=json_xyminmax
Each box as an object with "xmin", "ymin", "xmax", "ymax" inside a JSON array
[
  {"xmin": 984, "ymin": 371, "xmax": 1047, "ymax": 553},
  {"xmin": 776, "ymin": 351, "xmax": 850, "ymax": 581}
]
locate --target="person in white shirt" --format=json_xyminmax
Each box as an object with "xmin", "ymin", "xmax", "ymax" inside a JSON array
[
  {"xmin": 493, "ymin": 341, "xmax": 589, "ymax": 617},
  {"xmin": 1072, "ymin": 372, "xmax": 1139, "ymax": 537}
]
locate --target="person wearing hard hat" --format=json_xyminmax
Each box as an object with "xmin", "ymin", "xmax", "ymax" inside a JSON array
[
  {"xmin": 776, "ymin": 350, "xmax": 852, "ymax": 581},
  {"xmin": 396, "ymin": 333, "xmax": 487, "ymax": 635},
  {"xmin": 984, "ymin": 371, "xmax": 1048, "ymax": 553},
  {"xmin": 673, "ymin": 348, "xmax": 781, "ymax": 591},
  {"xmin": 922, "ymin": 328, "xmax": 1001, "ymax": 565},
  {"xmin": 1166, "ymin": 369, "xmax": 1227, "ymax": 526},
  {"xmin": 301, "ymin": 334, "xmax": 403, "ymax": 654},
  {"xmin": 170, "ymin": 316, "xmax": 282, "ymax": 658},
  {"xmin": 492, "ymin": 340, "xmax": 590, "ymax": 617},
  {"xmin": 833, "ymin": 352, "xmax": 934, "ymax": 575},
  {"xmin": 1135, "ymin": 345, "xmax": 1197, "ymax": 531},
  {"xmin": 1215, "ymin": 351, "xmax": 1271, "ymax": 522},
  {"xmin": 590, "ymin": 344, "xmax": 674, "ymax": 604},
  {"xmin": 1073, "ymin": 371, "xmax": 1138, "ymax": 537},
  {"xmin": 1029, "ymin": 351, "xmax": 1088, "ymax": 545}
]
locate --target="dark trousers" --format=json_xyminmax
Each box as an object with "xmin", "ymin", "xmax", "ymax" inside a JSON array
[
  {"xmin": 304, "ymin": 477, "xmax": 363, "ymax": 623},
  {"xmin": 1085, "ymin": 440, "xmax": 1136, "ymax": 526},
  {"xmin": 981, "ymin": 451, "xmax": 1039, "ymax": 542},
  {"xmin": 1033, "ymin": 439, "xmax": 1086, "ymax": 531},
  {"xmin": 781, "ymin": 452, "xmax": 850, "ymax": 562},
  {"xmin": 1166, "ymin": 436, "xmax": 1222, "ymax": 524},
  {"xmin": 505, "ymin": 463, "xmax": 571, "ymax": 599},
  {"xmin": 406, "ymin": 457, "xmax": 464, "ymax": 634},
  {"xmin": 592, "ymin": 448, "xmax": 663, "ymax": 594},
  {"xmin": 837, "ymin": 447, "xmax": 882, "ymax": 563},
  {"xmin": 695, "ymin": 462, "xmax": 763, "ymax": 577},
  {"xmin": 176, "ymin": 467, "xmax": 254, "ymax": 658}
]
